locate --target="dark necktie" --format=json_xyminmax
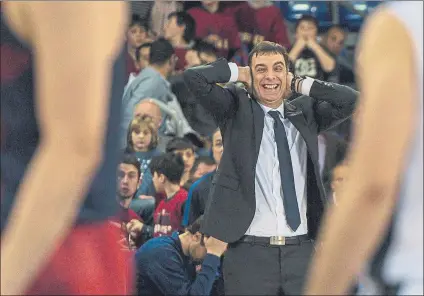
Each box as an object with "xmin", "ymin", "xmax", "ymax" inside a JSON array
[{"xmin": 268, "ymin": 111, "xmax": 301, "ymax": 231}]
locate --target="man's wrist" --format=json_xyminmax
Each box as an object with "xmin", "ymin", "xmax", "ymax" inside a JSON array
[{"xmin": 206, "ymin": 251, "xmax": 223, "ymax": 258}]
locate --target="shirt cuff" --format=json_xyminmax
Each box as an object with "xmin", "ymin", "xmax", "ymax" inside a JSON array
[
  {"xmin": 301, "ymin": 77, "xmax": 314, "ymax": 96},
  {"xmin": 202, "ymin": 253, "xmax": 221, "ymax": 269},
  {"xmin": 228, "ymin": 62, "xmax": 239, "ymax": 83}
]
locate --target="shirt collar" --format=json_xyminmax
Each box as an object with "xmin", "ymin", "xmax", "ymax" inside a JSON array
[
  {"xmin": 258, "ymin": 101, "xmax": 286, "ymax": 119},
  {"xmin": 143, "ymin": 66, "xmax": 170, "ymax": 87}
]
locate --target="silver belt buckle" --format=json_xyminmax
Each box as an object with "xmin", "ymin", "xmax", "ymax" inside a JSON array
[{"xmin": 270, "ymin": 236, "xmax": 286, "ymax": 246}]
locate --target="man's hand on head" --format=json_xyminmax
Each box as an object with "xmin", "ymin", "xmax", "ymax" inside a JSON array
[
  {"xmin": 237, "ymin": 66, "xmax": 252, "ymax": 88},
  {"xmin": 204, "ymin": 236, "xmax": 228, "ymax": 257}
]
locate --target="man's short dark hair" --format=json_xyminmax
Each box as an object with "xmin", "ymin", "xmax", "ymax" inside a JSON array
[
  {"xmin": 326, "ymin": 24, "xmax": 347, "ymax": 36},
  {"xmin": 129, "ymin": 14, "xmax": 148, "ymax": 32},
  {"xmin": 186, "ymin": 215, "xmax": 204, "ymax": 234},
  {"xmin": 295, "ymin": 15, "xmax": 319, "ymax": 31},
  {"xmin": 135, "ymin": 42, "xmax": 152, "ymax": 62},
  {"xmin": 193, "ymin": 39, "xmax": 218, "ymax": 58},
  {"xmin": 166, "ymin": 137, "xmax": 195, "ymax": 153},
  {"xmin": 190, "ymin": 156, "xmax": 216, "ymax": 176},
  {"xmin": 167, "ymin": 11, "xmax": 196, "ymax": 43},
  {"xmin": 248, "ymin": 41, "xmax": 290, "ymax": 72},
  {"xmin": 120, "ymin": 152, "xmax": 141, "ymax": 179},
  {"xmin": 149, "ymin": 153, "xmax": 185, "ymax": 184},
  {"xmin": 149, "ymin": 38, "xmax": 175, "ymax": 66}
]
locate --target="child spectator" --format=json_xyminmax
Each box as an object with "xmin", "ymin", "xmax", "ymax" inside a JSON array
[
  {"xmin": 125, "ymin": 116, "xmax": 161, "ymax": 214},
  {"xmin": 126, "ymin": 14, "xmax": 149, "ymax": 81},
  {"xmin": 288, "ymin": 15, "xmax": 336, "ymax": 80},
  {"xmin": 128, "ymin": 153, "xmax": 188, "ymax": 241},
  {"xmin": 166, "ymin": 137, "xmax": 197, "ymax": 188}
]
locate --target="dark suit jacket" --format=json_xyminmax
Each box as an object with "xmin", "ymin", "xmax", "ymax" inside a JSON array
[{"xmin": 183, "ymin": 58, "xmax": 358, "ymax": 243}]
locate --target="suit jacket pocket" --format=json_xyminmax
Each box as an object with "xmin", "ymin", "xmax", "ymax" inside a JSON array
[{"xmin": 213, "ymin": 174, "xmax": 240, "ymax": 191}]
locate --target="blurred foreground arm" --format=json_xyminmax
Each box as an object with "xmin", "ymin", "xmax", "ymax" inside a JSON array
[
  {"xmin": 0, "ymin": 2, "xmax": 127, "ymax": 294},
  {"xmin": 305, "ymin": 9, "xmax": 416, "ymax": 295}
]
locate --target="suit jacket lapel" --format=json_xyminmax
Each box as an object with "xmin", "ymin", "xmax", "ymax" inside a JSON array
[
  {"xmin": 285, "ymin": 102, "xmax": 319, "ymax": 163},
  {"xmin": 251, "ymin": 98, "xmax": 265, "ymax": 162}
]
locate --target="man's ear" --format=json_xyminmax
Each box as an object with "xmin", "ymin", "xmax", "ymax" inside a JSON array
[{"xmin": 192, "ymin": 232, "xmax": 202, "ymax": 243}]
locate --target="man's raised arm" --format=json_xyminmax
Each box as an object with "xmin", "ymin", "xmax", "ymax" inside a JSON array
[
  {"xmin": 298, "ymin": 77, "xmax": 359, "ymax": 132},
  {"xmin": 183, "ymin": 58, "xmax": 248, "ymax": 124}
]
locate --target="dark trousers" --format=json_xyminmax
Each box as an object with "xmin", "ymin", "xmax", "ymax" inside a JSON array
[{"xmin": 223, "ymin": 238, "xmax": 315, "ymax": 295}]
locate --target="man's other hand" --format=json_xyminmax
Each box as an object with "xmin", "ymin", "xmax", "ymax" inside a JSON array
[{"xmin": 204, "ymin": 236, "xmax": 228, "ymax": 257}]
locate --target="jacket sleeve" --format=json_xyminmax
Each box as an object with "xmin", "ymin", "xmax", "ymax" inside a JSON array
[
  {"xmin": 183, "ymin": 58, "xmax": 239, "ymax": 124},
  {"xmin": 308, "ymin": 79, "xmax": 359, "ymax": 132}
]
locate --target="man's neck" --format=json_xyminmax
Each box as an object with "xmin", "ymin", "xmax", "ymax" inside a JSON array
[
  {"xmin": 150, "ymin": 64, "xmax": 169, "ymax": 79},
  {"xmin": 203, "ymin": 3, "xmax": 219, "ymax": 13},
  {"xmin": 170, "ymin": 35, "xmax": 188, "ymax": 48},
  {"xmin": 127, "ymin": 45, "xmax": 136, "ymax": 59},
  {"xmin": 118, "ymin": 195, "xmax": 132, "ymax": 209},
  {"xmin": 164, "ymin": 183, "xmax": 181, "ymax": 199}
]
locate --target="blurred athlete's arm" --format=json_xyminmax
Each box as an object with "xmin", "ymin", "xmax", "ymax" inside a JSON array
[
  {"xmin": 0, "ymin": 2, "xmax": 127, "ymax": 295},
  {"xmin": 305, "ymin": 9, "xmax": 416, "ymax": 295}
]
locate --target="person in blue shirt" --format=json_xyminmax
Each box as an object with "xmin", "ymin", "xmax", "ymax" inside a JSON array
[{"xmin": 135, "ymin": 216, "xmax": 227, "ymax": 296}]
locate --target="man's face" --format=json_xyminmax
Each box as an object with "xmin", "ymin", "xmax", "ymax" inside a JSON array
[
  {"xmin": 152, "ymin": 171, "xmax": 165, "ymax": 194},
  {"xmin": 127, "ymin": 24, "xmax": 147, "ymax": 49},
  {"xmin": 138, "ymin": 46, "xmax": 151, "ymax": 70},
  {"xmin": 193, "ymin": 162, "xmax": 216, "ymax": 180},
  {"xmin": 174, "ymin": 148, "xmax": 196, "ymax": 173},
  {"xmin": 164, "ymin": 16, "xmax": 184, "ymax": 40},
  {"xmin": 117, "ymin": 163, "xmax": 140, "ymax": 202},
  {"xmin": 325, "ymin": 28, "xmax": 346, "ymax": 56},
  {"xmin": 133, "ymin": 101, "xmax": 162, "ymax": 130},
  {"xmin": 295, "ymin": 20, "xmax": 318, "ymax": 41},
  {"xmin": 251, "ymin": 53, "xmax": 288, "ymax": 107},
  {"xmin": 188, "ymin": 232, "xmax": 207, "ymax": 262},
  {"xmin": 212, "ymin": 129, "xmax": 223, "ymax": 165}
]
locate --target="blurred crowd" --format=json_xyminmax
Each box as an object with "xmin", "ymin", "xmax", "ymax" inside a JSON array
[{"xmin": 114, "ymin": 1, "xmax": 355, "ymax": 294}]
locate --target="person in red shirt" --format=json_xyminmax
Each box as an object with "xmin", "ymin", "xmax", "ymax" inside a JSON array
[
  {"xmin": 250, "ymin": 0, "xmax": 291, "ymax": 49},
  {"xmin": 163, "ymin": 11, "xmax": 196, "ymax": 72},
  {"xmin": 188, "ymin": 1, "xmax": 241, "ymax": 60},
  {"xmin": 127, "ymin": 153, "xmax": 188, "ymax": 243}
]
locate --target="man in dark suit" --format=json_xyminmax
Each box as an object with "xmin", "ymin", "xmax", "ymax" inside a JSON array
[{"xmin": 183, "ymin": 41, "xmax": 358, "ymax": 295}]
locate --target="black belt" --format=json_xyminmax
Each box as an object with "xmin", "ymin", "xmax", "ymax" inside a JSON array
[{"xmin": 239, "ymin": 234, "xmax": 311, "ymax": 246}]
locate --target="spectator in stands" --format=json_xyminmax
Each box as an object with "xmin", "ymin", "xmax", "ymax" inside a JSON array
[
  {"xmin": 164, "ymin": 11, "xmax": 196, "ymax": 72},
  {"xmin": 126, "ymin": 14, "xmax": 149, "ymax": 80},
  {"xmin": 127, "ymin": 153, "xmax": 188, "ymax": 242},
  {"xmin": 166, "ymin": 138, "xmax": 197, "ymax": 188},
  {"xmin": 136, "ymin": 42, "xmax": 152, "ymax": 72},
  {"xmin": 125, "ymin": 116, "xmax": 161, "ymax": 213},
  {"xmin": 135, "ymin": 216, "xmax": 227, "ymax": 296},
  {"xmin": 190, "ymin": 156, "xmax": 216, "ymax": 182},
  {"xmin": 182, "ymin": 156, "xmax": 217, "ymax": 191},
  {"xmin": 115, "ymin": 153, "xmax": 143, "ymax": 224},
  {"xmin": 321, "ymin": 25, "xmax": 355, "ymax": 85},
  {"xmin": 171, "ymin": 40, "xmax": 219, "ymax": 138},
  {"xmin": 183, "ymin": 129, "xmax": 223, "ymax": 227},
  {"xmin": 288, "ymin": 15, "xmax": 335, "ymax": 80},
  {"xmin": 249, "ymin": 0, "xmax": 291, "ymax": 49},
  {"xmin": 121, "ymin": 38, "xmax": 176, "ymax": 147},
  {"xmin": 188, "ymin": 1, "xmax": 241, "ymax": 60}
]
